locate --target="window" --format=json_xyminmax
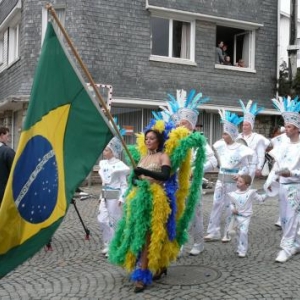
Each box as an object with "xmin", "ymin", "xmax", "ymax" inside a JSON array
[
  {"xmin": 41, "ymin": 6, "xmax": 66, "ymax": 43},
  {"xmin": 0, "ymin": 23, "xmax": 20, "ymax": 71},
  {"xmin": 0, "ymin": 34, "xmax": 4, "ymax": 65},
  {"xmin": 0, "ymin": 30, "xmax": 8, "ymax": 72},
  {"xmin": 150, "ymin": 16, "xmax": 196, "ymax": 65},
  {"xmin": 297, "ymin": 38, "xmax": 300, "ymax": 64},
  {"xmin": 215, "ymin": 25, "xmax": 256, "ymax": 71},
  {"xmin": 200, "ymin": 111, "xmax": 223, "ymax": 145},
  {"xmin": 0, "ymin": 0, "xmax": 21, "ymax": 72},
  {"xmin": 8, "ymin": 24, "xmax": 19, "ymax": 64}
]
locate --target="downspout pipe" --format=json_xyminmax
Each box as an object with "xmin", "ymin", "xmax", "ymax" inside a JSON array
[{"xmin": 276, "ymin": 0, "xmax": 281, "ymax": 98}]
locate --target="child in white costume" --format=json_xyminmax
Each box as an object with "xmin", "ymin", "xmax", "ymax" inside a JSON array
[
  {"xmin": 205, "ymin": 110, "xmax": 253, "ymax": 242},
  {"xmin": 98, "ymin": 136, "xmax": 130, "ymax": 255},
  {"xmin": 228, "ymin": 175, "xmax": 267, "ymax": 257},
  {"xmin": 264, "ymin": 96, "xmax": 300, "ymax": 263}
]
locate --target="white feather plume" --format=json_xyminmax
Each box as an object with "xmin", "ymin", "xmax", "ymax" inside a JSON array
[
  {"xmin": 176, "ymin": 89, "xmax": 187, "ymax": 108},
  {"xmin": 218, "ymin": 109, "xmax": 225, "ymax": 121},
  {"xmin": 271, "ymin": 97, "xmax": 285, "ymax": 112},
  {"xmin": 246, "ymin": 100, "xmax": 253, "ymax": 111}
]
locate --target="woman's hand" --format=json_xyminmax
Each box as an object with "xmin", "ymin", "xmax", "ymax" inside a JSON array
[{"xmin": 134, "ymin": 167, "xmax": 145, "ymax": 176}]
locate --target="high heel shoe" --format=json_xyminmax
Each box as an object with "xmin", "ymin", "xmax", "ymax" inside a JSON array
[
  {"xmin": 152, "ymin": 267, "xmax": 167, "ymax": 280},
  {"xmin": 134, "ymin": 281, "xmax": 146, "ymax": 293}
]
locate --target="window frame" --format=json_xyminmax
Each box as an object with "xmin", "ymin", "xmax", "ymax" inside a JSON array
[
  {"xmin": 0, "ymin": 33, "xmax": 4, "ymax": 65},
  {"xmin": 41, "ymin": 5, "xmax": 66, "ymax": 44},
  {"xmin": 8, "ymin": 23, "xmax": 20, "ymax": 65},
  {"xmin": 149, "ymin": 13, "xmax": 196, "ymax": 66},
  {"xmin": 0, "ymin": 0, "xmax": 21, "ymax": 71},
  {"xmin": 215, "ymin": 25, "xmax": 256, "ymax": 73}
]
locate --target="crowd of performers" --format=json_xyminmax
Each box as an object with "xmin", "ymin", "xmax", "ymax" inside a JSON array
[{"xmin": 96, "ymin": 89, "xmax": 300, "ymax": 293}]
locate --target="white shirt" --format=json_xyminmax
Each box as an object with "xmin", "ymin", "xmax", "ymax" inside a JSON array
[
  {"xmin": 228, "ymin": 189, "xmax": 267, "ymax": 217},
  {"xmin": 99, "ymin": 157, "xmax": 130, "ymax": 202}
]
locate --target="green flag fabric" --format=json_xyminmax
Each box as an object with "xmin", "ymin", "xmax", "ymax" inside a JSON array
[{"xmin": 0, "ymin": 22, "xmax": 114, "ymax": 278}]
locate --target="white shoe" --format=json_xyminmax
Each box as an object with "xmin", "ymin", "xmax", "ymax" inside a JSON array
[
  {"xmin": 221, "ymin": 236, "xmax": 231, "ymax": 243},
  {"xmin": 204, "ymin": 234, "xmax": 221, "ymax": 241},
  {"xmin": 275, "ymin": 221, "xmax": 282, "ymax": 228},
  {"xmin": 177, "ymin": 245, "xmax": 184, "ymax": 258},
  {"xmin": 189, "ymin": 243, "xmax": 204, "ymax": 256},
  {"xmin": 275, "ymin": 250, "xmax": 291, "ymax": 263},
  {"xmin": 238, "ymin": 252, "xmax": 246, "ymax": 258},
  {"xmin": 101, "ymin": 244, "xmax": 109, "ymax": 254}
]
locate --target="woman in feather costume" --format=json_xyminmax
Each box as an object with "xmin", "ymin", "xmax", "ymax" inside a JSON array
[{"xmin": 109, "ymin": 90, "xmax": 207, "ymax": 293}]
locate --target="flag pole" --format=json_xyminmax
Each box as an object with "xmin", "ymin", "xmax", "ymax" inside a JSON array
[{"xmin": 46, "ymin": 3, "xmax": 136, "ymax": 168}]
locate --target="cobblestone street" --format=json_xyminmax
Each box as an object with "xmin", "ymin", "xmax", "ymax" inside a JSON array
[{"xmin": 1, "ymin": 178, "xmax": 300, "ymax": 299}]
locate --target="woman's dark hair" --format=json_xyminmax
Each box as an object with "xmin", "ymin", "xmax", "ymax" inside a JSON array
[
  {"xmin": 144, "ymin": 129, "xmax": 164, "ymax": 151},
  {"xmin": 270, "ymin": 125, "xmax": 282, "ymax": 138}
]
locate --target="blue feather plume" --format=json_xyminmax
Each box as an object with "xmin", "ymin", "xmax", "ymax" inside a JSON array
[{"xmin": 184, "ymin": 89, "xmax": 196, "ymax": 107}]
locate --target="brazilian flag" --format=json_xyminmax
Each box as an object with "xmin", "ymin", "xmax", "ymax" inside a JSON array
[{"xmin": 0, "ymin": 22, "xmax": 113, "ymax": 278}]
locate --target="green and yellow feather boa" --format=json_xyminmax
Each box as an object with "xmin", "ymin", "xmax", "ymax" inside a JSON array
[{"xmin": 109, "ymin": 126, "xmax": 206, "ymax": 273}]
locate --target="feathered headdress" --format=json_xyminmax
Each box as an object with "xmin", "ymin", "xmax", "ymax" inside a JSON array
[
  {"xmin": 160, "ymin": 89, "xmax": 209, "ymax": 129},
  {"xmin": 219, "ymin": 109, "xmax": 243, "ymax": 140},
  {"xmin": 107, "ymin": 117, "xmax": 126, "ymax": 157},
  {"xmin": 271, "ymin": 96, "xmax": 300, "ymax": 128},
  {"xmin": 158, "ymin": 92, "xmax": 181, "ymax": 125},
  {"xmin": 239, "ymin": 99, "xmax": 264, "ymax": 129}
]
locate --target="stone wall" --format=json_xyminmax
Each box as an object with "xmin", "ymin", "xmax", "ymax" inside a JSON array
[{"xmin": 0, "ymin": 0, "xmax": 278, "ymax": 109}]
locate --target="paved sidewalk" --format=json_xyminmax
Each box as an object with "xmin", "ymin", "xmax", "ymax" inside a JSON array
[{"xmin": 1, "ymin": 178, "xmax": 300, "ymax": 299}]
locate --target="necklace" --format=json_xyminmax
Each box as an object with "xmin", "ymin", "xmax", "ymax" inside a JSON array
[
  {"xmin": 147, "ymin": 149, "xmax": 158, "ymax": 155},
  {"xmin": 138, "ymin": 150, "xmax": 160, "ymax": 168}
]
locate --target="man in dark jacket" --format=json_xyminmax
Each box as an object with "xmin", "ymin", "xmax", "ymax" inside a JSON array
[{"xmin": 0, "ymin": 127, "xmax": 15, "ymax": 206}]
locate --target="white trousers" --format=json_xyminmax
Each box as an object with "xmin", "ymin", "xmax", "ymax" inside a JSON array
[
  {"xmin": 189, "ymin": 202, "xmax": 204, "ymax": 245},
  {"xmin": 206, "ymin": 180, "xmax": 236, "ymax": 237},
  {"xmin": 232, "ymin": 215, "xmax": 251, "ymax": 255},
  {"xmin": 98, "ymin": 198, "xmax": 122, "ymax": 244},
  {"xmin": 249, "ymin": 164, "xmax": 256, "ymax": 182},
  {"xmin": 279, "ymin": 183, "xmax": 300, "ymax": 254}
]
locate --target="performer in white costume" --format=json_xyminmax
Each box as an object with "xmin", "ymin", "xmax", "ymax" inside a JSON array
[
  {"xmin": 204, "ymin": 110, "xmax": 253, "ymax": 242},
  {"xmin": 98, "ymin": 132, "xmax": 130, "ymax": 255},
  {"xmin": 269, "ymin": 126, "xmax": 288, "ymax": 228},
  {"xmin": 264, "ymin": 96, "xmax": 300, "ymax": 263},
  {"xmin": 228, "ymin": 174, "xmax": 267, "ymax": 257},
  {"xmin": 237, "ymin": 100, "xmax": 270, "ymax": 180},
  {"xmin": 189, "ymin": 141, "xmax": 217, "ymax": 255},
  {"xmin": 177, "ymin": 102, "xmax": 218, "ymax": 256}
]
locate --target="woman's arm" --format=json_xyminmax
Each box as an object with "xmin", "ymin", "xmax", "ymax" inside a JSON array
[
  {"xmin": 134, "ymin": 153, "xmax": 171, "ymax": 181},
  {"xmin": 160, "ymin": 152, "xmax": 171, "ymax": 167}
]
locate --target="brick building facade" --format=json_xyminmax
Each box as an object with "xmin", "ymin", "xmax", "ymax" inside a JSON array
[{"xmin": 0, "ymin": 0, "xmax": 280, "ymax": 149}]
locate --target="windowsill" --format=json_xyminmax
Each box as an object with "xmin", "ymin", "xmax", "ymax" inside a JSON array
[
  {"xmin": 7, "ymin": 57, "xmax": 21, "ymax": 69},
  {"xmin": 149, "ymin": 55, "xmax": 197, "ymax": 66},
  {"xmin": 215, "ymin": 64, "xmax": 256, "ymax": 73}
]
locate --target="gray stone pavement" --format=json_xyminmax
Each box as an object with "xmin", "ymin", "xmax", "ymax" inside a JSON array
[{"xmin": 1, "ymin": 178, "xmax": 300, "ymax": 299}]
